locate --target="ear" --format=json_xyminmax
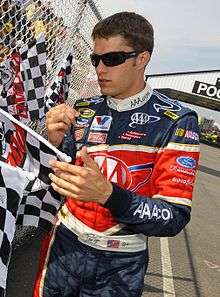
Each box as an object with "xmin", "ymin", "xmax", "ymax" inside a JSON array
[{"xmin": 136, "ymin": 51, "xmax": 151, "ymax": 69}]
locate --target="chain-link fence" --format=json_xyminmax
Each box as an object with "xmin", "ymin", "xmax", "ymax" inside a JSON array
[{"xmin": 0, "ymin": 0, "xmax": 103, "ymax": 248}]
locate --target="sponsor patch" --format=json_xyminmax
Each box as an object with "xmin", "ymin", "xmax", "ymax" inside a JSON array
[
  {"xmin": 78, "ymin": 108, "xmax": 95, "ymax": 118},
  {"xmin": 75, "ymin": 117, "xmax": 89, "ymax": 126},
  {"xmin": 175, "ymin": 128, "xmax": 199, "ymax": 141},
  {"xmin": 88, "ymin": 132, "xmax": 107, "ymax": 143},
  {"xmin": 133, "ymin": 202, "xmax": 173, "ymax": 220},
  {"xmin": 176, "ymin": 156, "xmax": 196, "ymax": 169},
  {"xmin": 129, "ymin": 113, "xmax": 160, "ymax": 128},
  {"xmin": 90, "ymin": 115, "xmax": 112, "ymax": 131},
  {"xmin": 171, "ymin": 177, "xmax": 194, "ymax": 186},
  {"xmin": 153, "ymin": 93, "xmax": 181, "ymax": 113},
  {"xmin": 169, "ymin": 165, "xmax": 195, "ymax": 176},
  {"xmin": 164, "ymin": 110, "xmax": 179, "ymax": 120},
  {"xmin": 90, "ymin": 153, "xmax": 153, "ymax": 192},
  {"xmin": 184, "ymin": 130, "xmax": 199, "ymax": 141},
  {"xmin": 175, "ymin": 128, "xmax": 186, "ymax": 137},
  {"xmin": 75, "ymin": 129, "xmax": 84, "ymax": 141},
  {"xmin": 107, "ymin": 240, "xmax": 120, "ymax": 248},
  {"xmin": 75, "ymin": 97, "xmax": 104, "ymax": 107},
  {"xmin": 119, "ymin": 130, "xmax": 146, "ymax": 140},
  {"xmin": 130, "ymin": 93, "xmax": 149, "ymax": 109}
]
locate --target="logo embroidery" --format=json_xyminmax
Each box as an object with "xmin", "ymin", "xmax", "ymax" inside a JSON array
[
  {"xmin": 153, "ymin": 93, "xmax": 181, "ymax": 113},
  {"xmin": 78, "ymin": 108, "xmax": 95, "ymax": 118},
  {"xmin": 90, "ymin": 116, "xmax": 112, "ymax": 131},
  {"xmin": 88, "ymin": 132, "xmax": 107, "ymax": 143},
  {"xmin": 176, "ymin": 156, "xmax": 196, "ymax": 169},
  {"xmin": 164, "ymin": 110, "xmax": 179, "ymax": 120},
  {"xmin": 90, "ymin": 153, "xmax": 153, "ymax": 192},
  {"xmin": 129, "ymin": 113, "xmax": 160, "ymax": 128}
]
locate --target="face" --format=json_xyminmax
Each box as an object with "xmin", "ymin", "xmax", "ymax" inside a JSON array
[{"xmin": 92, "ymin": 35, "xmax": 148, "ymax": 99}]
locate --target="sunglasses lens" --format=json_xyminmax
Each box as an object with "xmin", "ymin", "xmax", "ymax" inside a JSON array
[
  {"xmin": 90, "ymin": 54, "xmax": 100, "ymax": 67},
  {"xmin": 102, "ymin": 53, "xmax": 125, "ymax": 66},
  {"xmin": 90, "ymin": 52, "xmax": 136, "ymax": 67}
]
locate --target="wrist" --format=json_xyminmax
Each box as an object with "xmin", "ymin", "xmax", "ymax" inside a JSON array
[{"xmin": 99, "ymin": 182, "xmax": 113, "ymax": 205}]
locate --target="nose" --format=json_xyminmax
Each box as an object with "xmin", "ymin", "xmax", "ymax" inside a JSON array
[{"xmin": 95, "ymin": 59, "xmax": 108, "ymax": 75}]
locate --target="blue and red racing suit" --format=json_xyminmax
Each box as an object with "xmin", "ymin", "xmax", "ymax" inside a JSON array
[{"xmin": 33, "ymin": 84, "xmax": 200, "ymax": 297}]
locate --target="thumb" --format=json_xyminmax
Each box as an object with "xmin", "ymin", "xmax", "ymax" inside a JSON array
[{"xmin": 80, "ymin": 146, "xmax": 100, "ymax": 171}]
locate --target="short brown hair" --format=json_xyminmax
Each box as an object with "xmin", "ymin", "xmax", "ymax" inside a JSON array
[{"xmin": 91, "ymin": 12, "xmax": 154, "ymax": 55}]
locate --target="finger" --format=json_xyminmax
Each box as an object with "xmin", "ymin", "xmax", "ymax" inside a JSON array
[
  {"xmin": 53, "ymin": 171, "xmax": 83, "ymax": 186},
  {"xmin": 47, "ymin": 111, "xmax": 73, "ymax": 126},
  {"xmin": 79, "ymin": 147, "xmax": 100, "ymax": 171},
  {"xmin": 47, "ymin": 122, "xmax": 69, "ymax": 133},
  {"xmin": 51, "ymin": 182, "xmax": 78, "ymax": 199},
  {"xmin": 49, "ymin": 173, "xmax": 81, "ymax": 194},
  {"xmin": 63, "ymin": 106, "xmax": 80, "ymax": 123},
  {"xmin": 49, "ymin": 160, "xmax": 87, "ymax": 176},
  {"xmin": 46, "ymin": 104, "xmax": 78, "ymax": 125}
]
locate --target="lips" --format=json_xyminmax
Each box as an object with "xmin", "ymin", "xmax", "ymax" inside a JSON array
[
  {"xmin": 98, "ymin": 79, "xmax": 111, "ymax": 86},
  {"xmin": 99, "ymin": 79, "xmax": 110, "ymax": 82}
]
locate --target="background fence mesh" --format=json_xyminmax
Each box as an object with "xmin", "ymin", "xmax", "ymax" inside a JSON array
[
  {"xmin": 0, "ymin": 0, "xmax": 103, "ymax": 248},
  {"xmin": 0, "ymin": 0, "xmax": 102, "ymax": 105}
]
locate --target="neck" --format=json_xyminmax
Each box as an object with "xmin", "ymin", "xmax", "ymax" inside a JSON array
[
  {"xmin": 107, "ymin": 82, "xmax": 153, "ymax": 112},
  {"xmin": 114, "ymin": 80, "xmax": 146, "ymax": 99}
]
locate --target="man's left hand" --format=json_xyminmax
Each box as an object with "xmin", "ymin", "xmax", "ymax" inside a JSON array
[{"xmin": 49, "ymin": 147, "xmax": 113, "ymax": 204}]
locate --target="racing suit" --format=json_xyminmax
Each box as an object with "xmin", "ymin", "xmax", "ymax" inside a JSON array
[{"xmin": 33, "ymin": 84, "xmax": 200, "ymax": 297}]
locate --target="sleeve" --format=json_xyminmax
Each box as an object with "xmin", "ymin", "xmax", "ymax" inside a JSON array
[
  {"xmin": 60, "ymin": 125, "xmax": 76, "ymax": 161},
  {"xmin": 103, "ymin": 113, "xmax": 200, "ymax": 237}
]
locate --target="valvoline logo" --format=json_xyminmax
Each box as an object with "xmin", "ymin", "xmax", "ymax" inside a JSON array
[
  {"xmin": 90, "ymin": 116, "xmax": 112, "ymax": 131},
  {"xmin": 89, "ymin": 152, "xmax": 153, "ymax": 192},
  {"xmin": 176, "ymin": 156, "xmax": 196, "ymax": 169}
]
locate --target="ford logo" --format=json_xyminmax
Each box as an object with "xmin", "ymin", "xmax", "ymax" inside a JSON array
[{"xmin": 176, "ymin": 156, "xmax": 196, "ymax": 169}]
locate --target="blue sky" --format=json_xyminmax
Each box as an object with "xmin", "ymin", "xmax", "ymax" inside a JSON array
[
  {"xmin": 100, "ymin": 0, "xmax": 220, "ymax": 74},
  {"xmin": 99, "ymin": 0, "xmax": 220, "ymax": 123}
]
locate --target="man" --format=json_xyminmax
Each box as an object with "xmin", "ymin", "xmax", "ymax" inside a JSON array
[{"xmin": 33, "ymin": 12, "xmax": 200, "ymax": 297}]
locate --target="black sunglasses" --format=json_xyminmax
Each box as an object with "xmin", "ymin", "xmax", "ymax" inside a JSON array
[{"xmin": 90, "ymin": 51, "xmax": 140, "ymax": 67}]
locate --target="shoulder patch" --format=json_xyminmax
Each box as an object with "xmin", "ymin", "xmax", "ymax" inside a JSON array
[
  {"xmin": 75, "ymin": 96, "xmax": 105, "ymax": 107},
  {"xmin": 151, "ymin": 90, "xmax": 197, "ymax": 121}
]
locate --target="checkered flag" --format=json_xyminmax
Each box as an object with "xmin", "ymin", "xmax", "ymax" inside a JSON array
[
  {"xmin": 19, "ymin": 34, "xmax": 47, "ymax": 121},
  {"xmin": 45, "ymin": 53, "xmax": 73, "ymax": 110},
  {"xmin": 0, "ymin": 161, "xmax": 35, "ymax": 294},
  {"xmin": 0, "ymin": 53, "xmax": 28, "ymax": 124},
  {"xmin": 0, "ymin": 108, "xmax": 72, "ymax": 295},
  {"xmin": 0, "ymin": 108, "xmax": 71, "ymax": 229},
  {"xmin": 0, "ymin": 107, "xmax": 72, "ymax": 295}
]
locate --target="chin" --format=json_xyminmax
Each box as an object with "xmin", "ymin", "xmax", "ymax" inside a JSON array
[{"xmin": 100, "ymin": 88, "xmax": 114, "ymax": 97}]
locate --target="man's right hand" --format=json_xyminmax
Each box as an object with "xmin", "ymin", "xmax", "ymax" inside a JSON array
[{"xmin": 46, "ymin": 104, "xmax": 79, "ymax": 147}]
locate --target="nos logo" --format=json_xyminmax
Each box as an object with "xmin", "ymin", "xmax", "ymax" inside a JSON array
[{"xmin": 89, "ymin": 152, "xmax": 154, "ymax": 192}]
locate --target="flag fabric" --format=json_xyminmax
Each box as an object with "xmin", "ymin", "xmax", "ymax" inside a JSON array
[
  {"xmin": 0, "ymin": 33, "xmax": 47, "ymax": 123},
  {"xmin": 0, "ymin": 161, "xmax": 35, "ymax": 293},
  {"xmin": 0, "ymin": 108, "xmax": 71, "ymax": 230},
  {"xmin": 0, "ymin": 52, "xmax": 28, "ymax": 123},
  {"xmin": 0, "ymin": 108, "xmax": 71, "ymax": 295},
  {"xmin": 45, "ymin": 53, "xmax": 72, "ymax": 110},
  {"xmin": 19, "ymin": 33, "xmax": 47, "ymax": 121}
]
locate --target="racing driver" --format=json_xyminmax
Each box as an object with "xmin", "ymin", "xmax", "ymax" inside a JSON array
[{"xmin": 33, "ymin": 11, "xmax": 200, "ymax": 297}]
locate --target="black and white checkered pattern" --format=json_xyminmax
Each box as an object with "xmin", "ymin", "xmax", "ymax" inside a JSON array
[
  {"xmin": 17, "ymin": 186, "xmax": 62, "ymax": 231},
  {"xmin": 45, "ymin": 53, "xmax": 72, "ymax": 110},
  {"xmin": 19, "ymin": 34, "xmax": 47, "ymax": 121},
  {"xmin": 16, "ymin": 130, "xmax": 68, "ymax": 231},
  {"xmin": 0, "ymin": 58, "xmax": 15, "ymax": 104},
  {"xmin": 0, "ymin": 108, "xmax": 71, "ymax": 229},
  {"xmin": 0, "ymin": 53, "xmax": 28, "ymax": 124},
  {"xmin": 0, "ymin": 161, "xmax": 33, "ymax": 293},
  {"xmin": 0, "ymin": 108, "xmax": 71, "ymax": 294}
]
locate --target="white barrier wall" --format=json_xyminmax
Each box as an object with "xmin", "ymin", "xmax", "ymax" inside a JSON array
[{"xmin": 146, "ymin": 71, "xmax": 220, "ymax": 101}]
